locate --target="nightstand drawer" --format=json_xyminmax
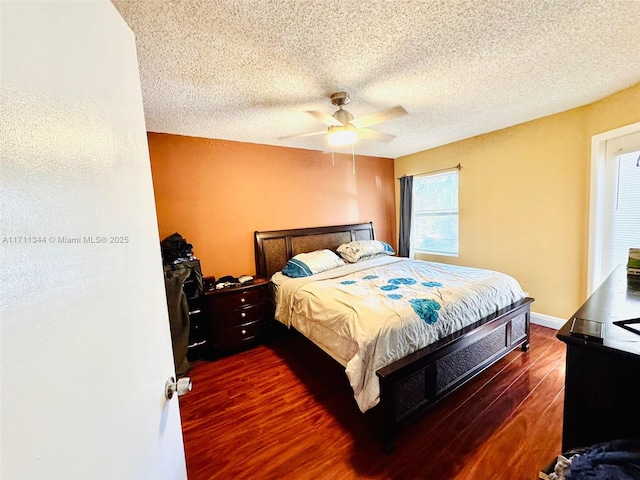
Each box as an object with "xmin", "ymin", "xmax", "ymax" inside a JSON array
[
  {"xmin": 215, "ymin": 303, "xmax": 266, "ymax": 327},
  {"xmin": 217, "ymin": 319, "xmax": 268, "ymax": 345},
  {"xmin": 212, "ymin": 287, "xmax": 267, "ymax": 311}
]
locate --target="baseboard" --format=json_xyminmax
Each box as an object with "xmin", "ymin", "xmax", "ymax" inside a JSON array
[{"xmin": 530, "ymin": 311, "xmax": 565, "ymax": 330}]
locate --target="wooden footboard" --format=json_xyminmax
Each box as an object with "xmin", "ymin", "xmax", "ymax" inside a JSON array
[{"xmin": 376, "ymin": 297, "xmax": 533, "ymax": 453}]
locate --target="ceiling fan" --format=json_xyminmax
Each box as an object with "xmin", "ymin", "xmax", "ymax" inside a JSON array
[{"xmin": 281, "ymin": 92, "xmax": 407, "ymax": 147}]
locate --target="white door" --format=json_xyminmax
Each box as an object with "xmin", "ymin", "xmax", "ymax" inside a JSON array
[{"xmin": 0, "ymin": 2, "xmax": 187, "ymax": 479}]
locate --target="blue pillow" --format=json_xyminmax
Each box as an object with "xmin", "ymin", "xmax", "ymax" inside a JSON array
[{"xmin": 282, "ymin": 249, "xmax": 345, "ymax": 278}]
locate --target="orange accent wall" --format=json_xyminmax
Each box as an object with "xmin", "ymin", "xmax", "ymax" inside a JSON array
[{"xmin": 148, "ymin": 133, "xmax": 396, "ymax": 279}]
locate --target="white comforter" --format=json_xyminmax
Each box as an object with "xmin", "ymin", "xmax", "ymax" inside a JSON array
[{"xmin": 272, "ymin": 256, "xmax": 526, "ymax": 412}]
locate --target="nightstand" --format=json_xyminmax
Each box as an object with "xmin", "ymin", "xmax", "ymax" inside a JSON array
[{"xmin": 205, "ymin": 278, "xmax": 272, "ymax": 355}]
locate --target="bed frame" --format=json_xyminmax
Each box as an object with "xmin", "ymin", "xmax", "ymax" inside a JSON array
[{"xmin": 254, "ymin": 222, "xmax": 533, "ymax": 453}]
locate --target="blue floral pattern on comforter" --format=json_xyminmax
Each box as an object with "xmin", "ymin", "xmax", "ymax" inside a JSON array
[{"xmin": 272, "ymin": 256, "xmax": 526, "ymax": 413}]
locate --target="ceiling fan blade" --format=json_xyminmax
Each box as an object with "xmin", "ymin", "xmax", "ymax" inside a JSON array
[
  {"xmin": 277, "ymin": 129, "xmax": 327, "ymax": 140},
  {"xmin": 306, "ymin": 110, "xmax": 344, "ymax": 127},
  {"xmin": 350, "ymin": 105, "xmax": 407, "ymax": 129},
  {"xmin": 358, "ymin": 128, "xmax": 396, "ymax": 143}
]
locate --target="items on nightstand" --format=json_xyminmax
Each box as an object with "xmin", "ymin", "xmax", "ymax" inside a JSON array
[
  {"xmin": 205, "ymin": 277, "xmax": 271, "ymax": 356},
  {"xmin": 212, "ymin": 275, "xmax": 254, "ymax": 289}
]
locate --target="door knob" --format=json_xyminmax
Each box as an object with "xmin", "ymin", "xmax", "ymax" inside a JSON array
[{"xmin": 165, "ymin": 376, "xmax": 192, "ymax": 400}]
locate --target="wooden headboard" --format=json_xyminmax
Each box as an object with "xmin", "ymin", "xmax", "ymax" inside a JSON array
[{"xmin": 254, "ymin": 222, "xmax": 375, "ymax": 279}]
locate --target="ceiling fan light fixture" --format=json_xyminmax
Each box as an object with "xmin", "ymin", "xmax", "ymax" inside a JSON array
[{"xmin": 327, "ymin": 125, "xmax": 357, "ymax": 146}]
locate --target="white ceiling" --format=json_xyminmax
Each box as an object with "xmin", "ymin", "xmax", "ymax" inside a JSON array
[{"xmin": 112, "ymin": 0, "xmax": 640, "ymax": 159}]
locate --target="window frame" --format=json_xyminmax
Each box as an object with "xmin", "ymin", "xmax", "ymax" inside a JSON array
[
  {"xmin": 600, "ymin": 148, "xmax": 640, "ymax": 282},
  {"xmin": 410, "ymin": 169, "xmax": 459, "ymax": 257},
  {"xmin": 588, "ymin": 122, "xmax": 640, "ymax": 294}
]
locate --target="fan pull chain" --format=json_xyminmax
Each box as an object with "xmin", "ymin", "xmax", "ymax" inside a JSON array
[
  {"xmin": 616, "ymin": 151, "xmax": 621, "ymax": 210},
  {"xmin": 352, "ymin": 144, "xmax": 356, "ymax": 174},
  {"xmin": 329, "ymin": 145, "xmax": 356, "ymax": 174}
]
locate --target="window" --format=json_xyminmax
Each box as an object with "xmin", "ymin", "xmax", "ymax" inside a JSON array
[
  {"xmin": 601, "ymin": 148, "xmax": 640, "ymax": 281},
  {"xmin": 411, "ymin": 170, "xmax": 459, "ymax": 256},
  {"xmin": 589, "ymin": 125, "xmax": 640, "ymax": 292}
]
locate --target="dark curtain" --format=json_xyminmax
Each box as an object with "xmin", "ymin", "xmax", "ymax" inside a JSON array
[{"xmin": 398, "ymin": 175, "xmax": 413, "ymax": 258}]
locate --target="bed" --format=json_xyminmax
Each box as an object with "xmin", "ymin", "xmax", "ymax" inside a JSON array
[{"xmin": 254, "ymin": 222, "xmax": 533, "ymax": 452}]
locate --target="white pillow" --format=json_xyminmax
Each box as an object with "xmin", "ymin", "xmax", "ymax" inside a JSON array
[
  {"xmin": 281, "ymin": 249, "xmax": 345, "ymax": 278},
  {"xmin": 337, "ymin": 240, "xmax": 395, "ymax": 263}
]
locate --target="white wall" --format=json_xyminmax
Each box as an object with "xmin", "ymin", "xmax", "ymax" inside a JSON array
[{"xmin": 0, "ymin": 2, "xmax": 186, "ymax": 478}]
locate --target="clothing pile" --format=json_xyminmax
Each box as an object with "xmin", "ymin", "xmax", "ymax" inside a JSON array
[
  {"xmin": 161, "ymin": 233, "xmax": 194, "ymax": 264},
  {"xmin": 540, "ymin": 439, "xmax": 640, "ymax": 480}
]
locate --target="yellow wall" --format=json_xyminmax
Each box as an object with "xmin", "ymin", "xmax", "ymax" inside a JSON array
[{"xmin": 395, "ymin": 83, "xmax": 640, "ymax": 319}]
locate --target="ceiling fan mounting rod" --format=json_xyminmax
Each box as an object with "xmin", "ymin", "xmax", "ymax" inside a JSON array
[
  {"xmin": 333, "ymin": 108, "xmax": 354, "ymax": 125},
  {"xmin": 330, "ymin": 92, "xmax": 351, "ymax": 107}
]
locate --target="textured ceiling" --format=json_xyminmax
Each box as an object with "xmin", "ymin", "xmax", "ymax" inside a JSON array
[{"xmin": 112, "ymin": 0, "xmax": 640, "ymax": 159}]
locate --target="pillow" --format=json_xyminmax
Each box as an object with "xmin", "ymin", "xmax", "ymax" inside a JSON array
[
  {"xmin": 281, "ymin": 249, "xmax": 345, "ymax": 278},
  {"xmin": 337, "ymin": 240, "xmax": 395, "ymax": 263}
]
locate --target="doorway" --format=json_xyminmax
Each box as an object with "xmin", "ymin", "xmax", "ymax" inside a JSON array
[{"xmin": 588, "ymin": 123, "xmax": 640, "ymax": 293}]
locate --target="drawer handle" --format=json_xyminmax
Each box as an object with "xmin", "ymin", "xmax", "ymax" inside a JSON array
[
  {"xmin": 241, "ymin": 312, "xmax": 246, "ymax": 318},
  {"xmin": 240, "ymin": 297, "xmax": 246, "ymax": 303},
  {"xmin": 241, "ymin": 329, "xmax": 247, "ymax": 335}
]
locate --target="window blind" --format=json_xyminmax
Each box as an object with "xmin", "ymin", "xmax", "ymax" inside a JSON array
[
  {"xmin": 411, "ymin": 170, "xmax": 459, "ymax": 256},
  {"xmin": 601, "ymin": 149, "xmax": 640, "ymax": 279}
]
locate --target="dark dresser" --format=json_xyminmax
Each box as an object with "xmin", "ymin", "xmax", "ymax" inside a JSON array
[
  {"xmin": 205, "ymin": 278, "xmax": 271, "ymax": 356},
  {"xmin": 556, "ymin": 266, "xmax": 640, "ymax": 451},
  {"xmin": 180, "ymin": 262, "xmax": 209, "ymax": 362},
  {"xmin": 163, "ymin": 259, "xmax": 209, "ymax": 375}
]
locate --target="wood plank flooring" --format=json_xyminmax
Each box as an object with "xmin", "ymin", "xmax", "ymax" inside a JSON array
[{"xmin": 179, "ymin": 324, "xmax": 565, "ymax": 479}]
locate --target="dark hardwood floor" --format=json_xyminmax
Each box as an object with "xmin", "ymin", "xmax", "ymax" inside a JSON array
[{"xmin": 179, "ymin": 324, "xmax": 565, "ymax": 479}]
